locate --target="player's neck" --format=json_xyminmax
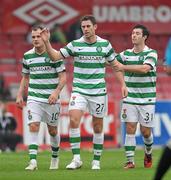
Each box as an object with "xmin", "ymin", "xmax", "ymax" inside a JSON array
[
  {"xmin": 133, "ymin": 43, "xmax": 145, "ymax": 53},
  {"xmin": 84, "ymin": 35, "xmax": 97, "ymax": 44},
  {"xmin": 35, "ymin": 46, "xmax": 46, "ymax": 55}
]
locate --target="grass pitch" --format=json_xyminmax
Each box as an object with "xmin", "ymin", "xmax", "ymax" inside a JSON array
[{"xmin": 0, "ymin": 148, "xmax": 170, "ymax": 180}]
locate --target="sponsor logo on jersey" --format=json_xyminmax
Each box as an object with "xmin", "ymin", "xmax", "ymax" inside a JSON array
[{"xmin": 79, "ymin": 55, "xmax": 103, "ymax": 61}]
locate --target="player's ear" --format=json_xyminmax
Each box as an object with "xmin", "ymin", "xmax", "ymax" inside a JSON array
[{"xmin": 94, "ymin": 24, "xmax": 97, "ymax": 30}]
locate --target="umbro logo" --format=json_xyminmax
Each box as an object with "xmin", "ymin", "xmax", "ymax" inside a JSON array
[
  {"xmin": 13, "ymin": 0, "xmax": 79, "ymax": 29},
  {"xmin": 78, "ymin": 48, "xmax": 83, "ymax": 51}
]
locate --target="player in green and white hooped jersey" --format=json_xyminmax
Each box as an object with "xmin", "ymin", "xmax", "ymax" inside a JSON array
[
  {"xmin": 115, "ymin": 25, "xmax": 158, "ymax": 169},
  {"xmin": 41, "ymin": 15, "xmax": 127, "ymax": 170},
  {"xmin": 16, "ymin": 25, "xmax": 66, "ymax": 171}
]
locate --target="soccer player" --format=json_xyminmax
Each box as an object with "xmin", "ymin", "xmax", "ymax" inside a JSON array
[
  {"xmin": 40, "ymin": 15, "xmax": 127, "ymax": 170},
  {"xmin": 115, "ymin": 24, "xmax": 157, "ymax": 169},
  {"xmin": 16, "ymin": 25, "xmax": 66, "ymax": 170}
]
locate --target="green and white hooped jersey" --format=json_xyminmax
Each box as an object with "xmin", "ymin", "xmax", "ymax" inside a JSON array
[
  {"xmin": 60, "ymin": 36, "xmax": 116, "ymax": 96},
  {"xmin": 116, "ymin": 46, "xmax": 157, "ymax": 105},
  {"xmin": 22, "ymin": 48, "xmax": 65, "ymax": 103}
]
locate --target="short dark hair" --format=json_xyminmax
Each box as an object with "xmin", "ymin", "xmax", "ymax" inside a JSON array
[
  {"xmin": 80, "ymin": 15, "xmax": 97, "ymax": 25},
  {"xmin": 133, "ymin": 24, "xmax": 150, "ymax": 40},
  {"xmin": 32, "ymin": 24, "xmax": 45, "ymax": 31}
]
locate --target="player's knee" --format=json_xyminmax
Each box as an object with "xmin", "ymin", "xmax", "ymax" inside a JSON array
[
  {"xmin": 126, "ymin": 125, "xmax": 136, "ymax": 134},
  {"xmin": 70, "ymin": 117, "xmax": 80, "ymax": 128},
  {"xmin": 29, "ymin": 123, "xmax": 39, "ymax": 132},
  {"xmin": 49, "ymin": 128, "xmax": 57, "ymax": 136},
  {"xmin": 93, "ymin": 124, "xmax": 103, "ymax": 133},
  {"xmin": 141, "ymin": 129, "xmax": 151, "ymax": 138}
]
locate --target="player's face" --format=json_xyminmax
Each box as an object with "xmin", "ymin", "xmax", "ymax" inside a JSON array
[
  {"xmin": 32, "ymin": 29, "xmax": 44, "ymax": 48},
  {"xmin": 131, "ymin": 28, "xmax": 146, "ymax": 45},
  {"xmin": 81, "ymin": 20, "xmax": 97, "ymax": 38}
]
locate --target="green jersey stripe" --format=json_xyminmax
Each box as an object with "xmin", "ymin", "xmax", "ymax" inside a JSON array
[
  {"xmin": 126, "ymin": 82, "xmax": 156, "ymax": 88},
  {"xmin": 28, "ymin": 91, "xmax": 50, "ymax": 99},
  {"xmin": 125, "ymin": 72, "xmax": 156, "ymax": 77},
  {"xmin": 29, "ymin": 83, "xmax": 57, "ymax": 89},
  {"xmin": 30, "ymin": 73, "xmax": 58, "ymax": 79},
  {"xmin": 72, "ymin": 41, "xmax": 109, "ymax": 47},
  {"xmin": 73, "ymin": 82, "xmax": 105, "ymax": 89},
  {"xmin": 128, "ymin": 92, "xmax": 156, "ymax": 98},
  {"xmin": 74, "ymin": 61, "xmax": 105, "ymax": 68},
  {"xmin": 74, "ymin": 72, "xmax": 105, "ymax": 79}
]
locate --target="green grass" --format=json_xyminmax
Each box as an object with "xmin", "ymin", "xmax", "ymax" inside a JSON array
[{"xmin": 0, "ymin": 149, "xmax": 170, "ymax": 180}]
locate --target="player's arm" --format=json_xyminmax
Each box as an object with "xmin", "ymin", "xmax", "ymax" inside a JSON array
[
  {"xmin": 16, "ymin": 74, "xmax": 29, "ymax": 108},
  {"xmin": 114, "ymin": 51, "xmax": 157, "ymax": 74},
  {"xmin": 41, "ymin": 28, "xmax": 64, "ymax": 61},
  {"xmin": 110, "ymin": 60, "xmax": 128, "ymax": 98},
  {"xmin": 48, "ymin": 70, "xmax": 67, "ymax": 105},
  {"xmin": 121, "ymin": 64, "xmax": 152, "ymax": 74}
]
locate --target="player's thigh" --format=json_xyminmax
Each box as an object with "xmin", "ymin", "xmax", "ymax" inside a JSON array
[
  {"xmin": 139, "ymin": 105, "xmax": 155, "ymax": 127},
  {"xmin": 120, "ymin": 103, "xmax": 138, "ymax": 122},
  {"xmin": 43, "ymin": 103, "xmax": 61, "ymax": 127},
  {"xmin": 26, "ymin": 101, "xmax": 43, "ymax": 125},
  {"xmin": 88, "ymin": 95, "xmax": 108, "ymax": 118},
  {"xmin": 69, "ymin": 92, "xmax": 88, "ymax": 111}
]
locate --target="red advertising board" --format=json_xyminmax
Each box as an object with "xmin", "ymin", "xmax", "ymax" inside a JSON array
[{"xmin": 1, "ymin": 0, "xmax": 171, "ymax": 34}]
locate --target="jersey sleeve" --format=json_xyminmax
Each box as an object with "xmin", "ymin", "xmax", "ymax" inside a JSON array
[
  {"xmin": 54, "ymin": 59, "xmax": 66, "ymax": 73},
  {"xmin": 115, "ymin": 51, "xmax": 125, "ymax": 64},
  {"xmin": 105, "ymin": 41, "xmax": 116, "ymax": 62},
  {"xmin": 60, "ymin": 42, "xmax": 75, "ymax": 58},
  {"xmin": 144, "ymin": 50, "xmax": 158, "ymax": 68},
  {"xmin": 22, "ymin": 56, "xmax": 30, "ymax": 74}
]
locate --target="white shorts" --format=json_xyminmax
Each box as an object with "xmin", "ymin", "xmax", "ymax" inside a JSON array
[
  {"xmin": 120, "ymin": 103, "xmax": 155, "ymax": 127},
  {"xmin": 26, "ymin": 101, "xmax": 60, "ymax": 126},
  {"xmin": 69, "ymin": 92, "xmax": 108, "ymax": 118}
]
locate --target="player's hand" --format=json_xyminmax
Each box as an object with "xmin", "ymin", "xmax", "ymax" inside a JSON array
[
  {"xmin": 121, "ymin": 84, "xmax": 128, "ymax": 98},
  {"xmin": 48, "ymin": 91, "xmax": 59, "ymax": 105},
  {"xmin": 113, "ymin": 61, "xmax": 124, "ymax": 72},
  {"xmin": 40, "ymin": 28, "xmax": 50, "ymax": 43},
  {"xmin": 16, "ymin": 94, "xmax": 24, "ymax": 109}
]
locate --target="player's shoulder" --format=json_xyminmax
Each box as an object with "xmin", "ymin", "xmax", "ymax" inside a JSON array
[
  {"xmin": 122, "ymin": 48, "xmax": 133, "ymax": 55},
  {"xmin": 145, "ymin": 46, "xmax": 157, "ymax": 54},
  {"xmin": 24, "ymin": 48, "xmax": 35, "ymax": 56},
  {"xmin": 96, "ymin": 36, "xmax": 109, "ymax": 43},
  {"xmin": 72, "ymin": 36, "xmax": 84, "ymax": 43},
  {"xmin": 96, "ymin": 36, "xmax": 111, "ymax": 48}
]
